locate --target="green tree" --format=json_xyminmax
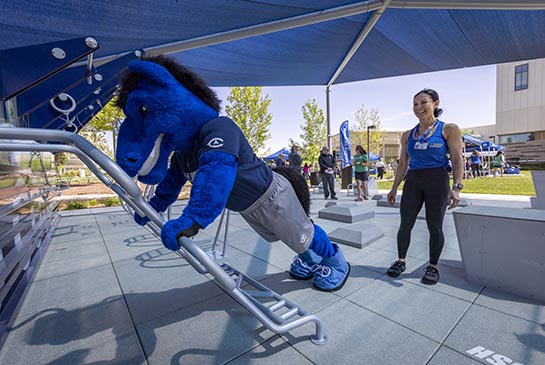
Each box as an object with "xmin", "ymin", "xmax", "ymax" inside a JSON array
[
  {"xmin": 351, "ymin": 104, "xmax": 384, "ymax": 155},
  {"xmin": 84, "ymin": 99, "xmax": 125, "ymax": 155},
  {"xmin": 460, "ymin": 128, "xmax": 475, "ymax": 136},
  {"xmin": 80, "ymin": 130, "xmax": 112, "ymax": 158},
  {"xmin": 53, "ymin": 152, "xmax": 69, "ymax": 174},
  {"xmin": 225, "ymin": 87, "xmax": 272, "ymax": 154},
  {"xmin": 299, "ymin": 99, "xmax": 327, "ymax": 164}
]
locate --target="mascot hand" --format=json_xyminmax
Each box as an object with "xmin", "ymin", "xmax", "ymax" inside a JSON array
[
  {"xmin": 161, "ymin": 216, "xmax": 200, "ymax": 251},
  {"xmin": 133, "ymin": 199, "xmax": 163, "ymax": 226},
  {"xmin": 134, "ymin": 212, "xmax": 150, "ymax": 226}
]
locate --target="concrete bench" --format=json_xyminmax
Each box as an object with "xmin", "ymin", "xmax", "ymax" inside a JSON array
[
  {"xmin": 453, "ymin": 205, "xmax": 545, "ymax": 303},
  {"xmin": 530, "ymin": 171, "xmax": 545, "ymax": 209}
]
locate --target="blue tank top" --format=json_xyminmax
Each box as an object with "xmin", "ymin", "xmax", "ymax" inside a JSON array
[{"xmin": 407, "ymin": 120, "xmax": 449, "ymax": 170}]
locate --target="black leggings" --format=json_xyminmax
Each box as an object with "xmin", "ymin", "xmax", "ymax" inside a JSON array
[{"xmin": 397, "ymin": 168, "xmax": 450, "ymax": 265}]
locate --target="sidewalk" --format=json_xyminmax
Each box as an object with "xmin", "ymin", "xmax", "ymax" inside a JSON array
[{"xmin": 0, "ymin": 191, "xmax": 542, "ymax": 364}]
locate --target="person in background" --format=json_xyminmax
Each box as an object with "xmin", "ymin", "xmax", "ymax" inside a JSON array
[
  {"xmin": 302, "ymin": 162, "xmax": 310, "ymax": 180},
  {"xmin": 492, "ymin": 150, "xmax": 505, "ymax": 177},
  {"xmin": 352, "ymin": 145, "xmax": 369, "ymax": 201},
  {"xmin": 393, "ymin": 159, "xmax": 400, "ymax": 177},
  {"xmin": 386, "ymin": 88, "xmax": 463, "ymax": 285},
  {"xmin": 469, "ymin": 150, "xmax": 482, "ymax": 178},
  {"xmin": 275, "ymin": 153, "xmax": 286, "ymax": 167},
  {"xmin": 318, "ymin": 146, "xmax": 337, "ymax": 200},
  {"xmin": 288, "ymin": 145, "xmax": 303, "ymax": 173},
  {"xmin": 376, "ymin": 158, "xmax": 386, "ymax": 180}
]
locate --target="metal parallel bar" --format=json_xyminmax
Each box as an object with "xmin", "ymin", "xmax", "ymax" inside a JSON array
[
  {"xmin": 0, "ymin": 129, "xmax": 140, "ymax": 198},
  {"xmin": 210, "ymin": 208, "xmax": 230, "ymax": 259},
  {"xmin": 0, "ymin": 143, "xmax": 112, "ymax": 188},
  {"xmin": 211, "ymin": 208, "xmax": 227, "ymax": 251},
  {"xmin": 222, "ymin": 210, "xmax": 230, "ymax": 257}
]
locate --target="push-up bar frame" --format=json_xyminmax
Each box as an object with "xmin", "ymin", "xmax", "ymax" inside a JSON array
[{"xmin": 0, "ymin": 128, "xmax": 328, "ymax": 345}]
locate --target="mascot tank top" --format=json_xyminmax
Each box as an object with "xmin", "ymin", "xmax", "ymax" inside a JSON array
[{"xmin": 407, "ymin": 120, "xmax": 449, "ymax": 170}]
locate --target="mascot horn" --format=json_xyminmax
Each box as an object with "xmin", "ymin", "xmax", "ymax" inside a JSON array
[{"xmin": 115, "ymin": 55, "xmax": 349, "ymax": 291}]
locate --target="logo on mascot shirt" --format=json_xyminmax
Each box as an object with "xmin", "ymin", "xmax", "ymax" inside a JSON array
[{"xmin": 207, "ymin": 138, "xmax": 224, "ymax": 148}]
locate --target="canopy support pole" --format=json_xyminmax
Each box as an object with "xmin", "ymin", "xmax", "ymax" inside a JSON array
[
  {"xmin": 324, "ymin": 0, "xmax": 390, "ymax": 152},
  {"xmin": 326, "ymin": 86, "xmax": 331, "ymax": 149}
]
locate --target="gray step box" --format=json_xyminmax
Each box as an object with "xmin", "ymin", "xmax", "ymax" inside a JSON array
[
  {"xmin": 318, "ymin": 204, "xmax": 375, "ymax": 223},
  {"xmin": 328, "ymin": 223, "xmax": 384, "ymax": 249},
  {"xmin": 453, "ymin": 205, "xmax": 545, "ymax": 303}
]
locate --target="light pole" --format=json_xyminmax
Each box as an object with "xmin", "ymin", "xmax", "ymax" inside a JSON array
[{"xmin": 367, "ymin": 124, "xmax": 376, "ymax": 156}]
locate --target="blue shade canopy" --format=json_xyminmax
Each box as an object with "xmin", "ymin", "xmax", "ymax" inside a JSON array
[
  {"xmin": 2, "ymin": 1, "xmax": 545, "ymax": 87},
  {"xmin": 369, "ymin": 151, "xmax": 381, "ymax": 161},
  {"xmin": 463, "ymin": 134, "xmax": 504, "ymax": 152},
  {"xmin": 263, "ymin": 148, "xmax": 291, "ymax": 161}
]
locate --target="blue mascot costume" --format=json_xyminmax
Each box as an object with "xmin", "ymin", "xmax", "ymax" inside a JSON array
[{"xmin": 115, "ymin": 56, "xmax": 349, "ymax": 291}]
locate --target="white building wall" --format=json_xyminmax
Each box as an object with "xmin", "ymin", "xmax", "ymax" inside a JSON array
[{"xmin": 496, "ymin": 59, "xmax": 545, "ymax": 135}]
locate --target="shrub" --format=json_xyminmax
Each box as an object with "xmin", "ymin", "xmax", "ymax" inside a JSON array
[
  {"xmin": 103, "ymin": 197, "xmax": 120, "ymax": 206},
  {"xmin": 65, "ymin": 200, "xmax": 88, "ymax": 210}
]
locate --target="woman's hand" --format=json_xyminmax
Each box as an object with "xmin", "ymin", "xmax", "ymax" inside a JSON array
[
  {"xmin": 448, "ymin": 189, "xmax": 460, "ymax": 209},
  {"xmin": 387, "ymin": 189, "xmax": 397, "ymax": 206}
]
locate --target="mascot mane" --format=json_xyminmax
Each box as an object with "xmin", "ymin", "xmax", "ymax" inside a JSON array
[
  {"xmin": 116, "ymin": 55, "xmax": 221, "ymax": 112},
  {"xmin": 273, "ymin": 167, "xmax": 311, "ymax": 215}
]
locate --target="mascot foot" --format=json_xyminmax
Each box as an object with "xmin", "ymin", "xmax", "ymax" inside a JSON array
[
  {"xmin": 289, "ymin": 249, "xmax": 322, "ymax": 280},
  {"xmin": 313, "ymin": 244, "xmax": 350, "ymax": 292}
]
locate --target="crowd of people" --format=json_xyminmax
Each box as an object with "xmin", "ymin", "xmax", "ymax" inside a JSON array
[{"xmin": 464, "ymin": 149, "xmax": 509, "ymax": 178}]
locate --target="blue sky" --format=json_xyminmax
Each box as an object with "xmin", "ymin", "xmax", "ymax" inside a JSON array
[{"xmin": 214, "ymin": 64, "xmax": 496, "ymax": 154}]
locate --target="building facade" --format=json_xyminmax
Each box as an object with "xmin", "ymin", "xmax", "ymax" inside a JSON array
[{"xmin": 496, "ymin": 59, "xmax": 545, "ymax": 165}]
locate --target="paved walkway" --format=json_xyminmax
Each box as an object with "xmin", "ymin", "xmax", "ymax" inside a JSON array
[{"xmin": 0, "ymin": 191, "xmax": 543, "ymax": 364}]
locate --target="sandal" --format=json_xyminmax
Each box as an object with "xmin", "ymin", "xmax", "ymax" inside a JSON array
[
  {"xmin": 421, "ymin": 265, "xmax": 440, "ymax": 285},
  {"xmin": 387, "ymin": 260, "xmax": 406, "ymax": 278},
  {"xmin": 354, "ymin": 197, "xmax": 363, "ymax": 202}
]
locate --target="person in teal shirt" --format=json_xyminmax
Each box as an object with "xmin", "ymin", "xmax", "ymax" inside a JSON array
[
  {"xmin": 492, "ymin": 150, "xmax": 505, "ymax": 177},
  {"xmin": 352, "ymin": 145, "xmax": 369, "ymax": 201}
]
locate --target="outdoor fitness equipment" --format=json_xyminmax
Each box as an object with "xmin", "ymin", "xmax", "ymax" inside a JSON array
[{"xmin": 0, "ymin": 128, "xmax": 328, "ymax": 345}]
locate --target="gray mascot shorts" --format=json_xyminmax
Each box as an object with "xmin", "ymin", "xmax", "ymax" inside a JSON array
[{"xmin": 240, "ymin": 172, "xmax": 314, "ymax": 253}]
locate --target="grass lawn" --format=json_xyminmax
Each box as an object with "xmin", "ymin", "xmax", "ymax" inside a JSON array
[{"xmin": 376, "ymin": 170, "xmax": 537, "ymax": 196}]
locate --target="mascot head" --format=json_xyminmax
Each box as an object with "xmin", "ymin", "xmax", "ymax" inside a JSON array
[{"xmin": 115, "ymin": 55, "xmax": 220, "ymax": 184}]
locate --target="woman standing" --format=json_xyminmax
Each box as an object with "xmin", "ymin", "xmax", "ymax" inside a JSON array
[
  {"xmin": 386, "ymin": 89, "xmax": 463, "ymax": 285},
  {"xmin": 352, "ymin": 145, "xmax": 369, "ymax": 201},
  {"xmin": 492, "ymin": 150, "xmax": 505, "ymax": 177}
]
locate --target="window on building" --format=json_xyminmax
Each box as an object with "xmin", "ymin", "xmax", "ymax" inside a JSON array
[
  {"xmin": 498, "ymin": 131, "xmax": 545, "ymax": 144},
  {"xmin": 514, "ymin": 63, "xmax": 528, "ymax": 91}
]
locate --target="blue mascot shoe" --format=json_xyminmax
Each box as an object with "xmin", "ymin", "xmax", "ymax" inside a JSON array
[
  {"xmin": 313, "ymin": 244, "xmax": 350, "ymax": 292},
  {"xmin": 289, "ymin": 249, "xmax": 322, "ymax": 280}
]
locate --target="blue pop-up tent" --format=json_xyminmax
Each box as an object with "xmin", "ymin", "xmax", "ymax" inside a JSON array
[
  {"xmin": 463, "ymin": 134, "xmax": 504, "ymax": 153},
  {"xmin": 369, "ymin": 151, "xmax": 381, "ymax": 161},
  {"xmin": 263, "ymin": 148, "xmax": 290, "ymax": 161}
]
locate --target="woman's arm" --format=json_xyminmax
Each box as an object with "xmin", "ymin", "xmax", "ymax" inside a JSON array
[
  {"xmin": 387, "ymin": 130, "xmax": 410, "ymax": 205},
  {"xmin": 444, "ymin": 123, "xmax": 464, "ymax": 209}
]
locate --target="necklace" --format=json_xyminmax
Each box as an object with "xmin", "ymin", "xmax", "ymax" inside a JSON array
[{"xmin": 413, "ymin": 120, "xmax": 438, "ymax": 143}]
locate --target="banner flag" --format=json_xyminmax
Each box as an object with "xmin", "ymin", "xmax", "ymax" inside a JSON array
[{"xmin": 340, "ymin": 120, "xmax": 351, "ymax": 169}]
